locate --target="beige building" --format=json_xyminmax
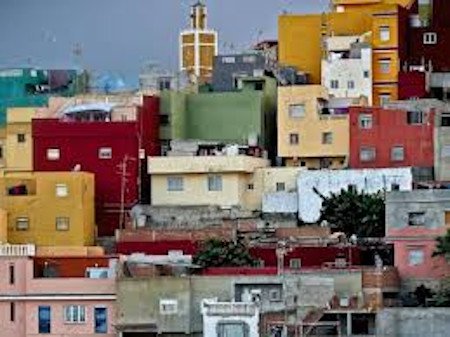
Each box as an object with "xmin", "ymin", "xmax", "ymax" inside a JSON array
[
  {"xmin": 180, "ymin": 1, "xmax": 218, "ymax": 84},
  {"xmin": 148, "ymin": 155, "xmax": 269, "ymax": 211},
  {"xmin": 277, "ymin": 85, "xmax": 349, "ymax": 168},
  {"xmin": 0, "ymin": 127, "xmax": 5, "ymax": 169},
  {"xmin": 0, "ymin": 171, "xmax": 95, "ymax": 247},
  {"xmin": 3, "ymin": 108, "xmax": 36, "ymax": 172}
]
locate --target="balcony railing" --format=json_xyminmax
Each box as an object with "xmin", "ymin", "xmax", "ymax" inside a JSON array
[
  {"xmin": 202, "ymin": 301, "xmax": 257, "ymax": 316},
  {"xmin": 0, "ymin": 244, "xmax": 36, "ymax": 257}
]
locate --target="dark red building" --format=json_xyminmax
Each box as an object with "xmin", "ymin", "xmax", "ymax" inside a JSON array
[
  {"xmin": 349, "ymin": 106, "xmax": 435, "ymax": 169},
  {"xmin": 32, "ymin": 96, "xmax": 160, "ymax": 236},
  {"xmin": 398, "ymin": 71, "xmax": 427, "ymax": 100}
]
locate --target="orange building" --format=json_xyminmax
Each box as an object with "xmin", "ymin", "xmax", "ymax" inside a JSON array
[{"xmin": 180, "ymin": 1, "xmax": 218, "ymax": 84}]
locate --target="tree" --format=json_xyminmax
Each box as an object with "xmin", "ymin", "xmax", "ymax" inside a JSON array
[
  {"xmin": 432, "ymin": 229, "xmax": 450, "ymax": 262},
  {"xmin": 315, "ymin": 187, "xmax": 385, "ymax": 238},
  {"xmin": 193, "ymin": 239, "xmax": 255, "ymax": 268}
]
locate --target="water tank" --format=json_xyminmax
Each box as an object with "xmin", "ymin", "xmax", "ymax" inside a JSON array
[{"xmin": 410, "ymin": 14, "xmax": 421, "ymax": 28}]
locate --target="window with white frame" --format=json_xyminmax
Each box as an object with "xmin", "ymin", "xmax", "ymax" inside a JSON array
[
  {"xmin": 408, "ymin": 212, "xmax": 425, "ymax": 226},
  {"xmin": 360, "ymin": 147, "xmax": 376, "ymax": 162},
  {"xmin": 56, "ymin": 217, "xmax": 70, "ymax": 231},
  {"xmin": 423, "ymin": 32, "xmax": 437, "ymax": 45},
  {"xmin": 379, "ymin": 25, "xmax": 391, "ymax": 42},
  {"xmin": 64, "ymin": 305, "xmax": 86, "ymax": 323},
  {"xmin": 288, "ymin": 104, "xmax": 305, "ymax": 118},
  {"xmin": 46, "ymin": 148, "xmax": 60, "ymax": 161},
  {"xmin": 222, "ymin": 56, "xmax": 236, "ymax": 64},
  {"xmin": 391, "ymin": 146, "xmax": 405, "ymax": 161},
  {"xmin": 167, "ymin": 176, "xmax": 184, "ymax": 191},
  {"xmin": 98, "ymin": 147, "xmax": 112, "ymax": 159},
  {"xmin": 359, "ymin": 114, "xmax": 373, "ymax": 129},
  {"xmin": 330, "ymin": 80, "xmax": 339, "ymax": 89},
  {"xmin": 160, "ymin": 299, "xmax": 178, "ymax": 315},
  {"xmin": 208, "ymin": 175, "xmax": 223, "ymax": 191},
  {"xmin": 408, "ymin": 249, "xmax": 424, "ymax": 266},
  {"xmin": 16, "ymin": 217, "xmax": 29, "ymax": 231},
  {"xmin": 276, "ymin": 182, "xmax": 286, "ymax": 192},
  {"xmin": 379, "ymin": 59, "xmax": 391, "ymax": 74},
  {"xmin": 55, "ymin": 184, "xmax": 68, "ymax": 197},
  {"xmin": 322, "ymin": 132, "xmax": 333, "ymax": 145},
  {"xmin": 379, "ymin": 93, "xmax": 391, "ymax": 106},
  {"xmin": 347, "ymin": 80, "xmax": 355, "ymax": 89},
  {"xmin": 290, "ymin": 258, "xmax": 301, "ymax": 269},
  {"xmin": 407, "ymin": 110, "xmax": 424, "ymax": 124}
]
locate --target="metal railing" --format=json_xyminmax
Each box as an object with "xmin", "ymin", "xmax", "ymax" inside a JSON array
[
  {"xmin": 203, "ymin": 302, "xmax": 257, "ymax": 316},
  {"xmin": 0, "ymin": 244, "xmax": 36, "ymax": 256}
]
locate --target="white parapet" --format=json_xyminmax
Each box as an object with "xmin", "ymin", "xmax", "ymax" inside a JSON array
[{"xmin": 0, "ymin": 244, "xmax": 36, "ymax": 257}]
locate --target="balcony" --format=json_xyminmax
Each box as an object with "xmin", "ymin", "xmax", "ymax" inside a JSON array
[
  {"xmin": 0, "ymin": 244, "xmax": 35, "ymax": 257},
  {"xmin": 202, "ymin": 301, "xmax": 257, "ymax": 316}
]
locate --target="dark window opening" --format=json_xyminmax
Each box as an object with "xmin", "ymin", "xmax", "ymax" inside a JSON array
[
  {"xmin": 9, "ymin": 264, "xmax": 14, "ymax": 285},
  {"xmin": 442, "ymin": 116, "xmax": 450, "ymax": 127},
  {"xmin": 17, "ymin": 134, "xmax": 25, "ymax": 143},
  {"xmin": 10, "ymin": 302, "xmax": 15, "ymax": 322},
  {"xmin": 160, "ymin": 115, "xmax": 170, "ymax": 126},
  {"xmin": 254, "ymin": 82, "xmax": 264, "ymax": 91}
]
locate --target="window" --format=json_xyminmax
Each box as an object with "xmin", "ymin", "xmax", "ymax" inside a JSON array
[
  {"xmin": 56, "ymin": 217, "xmax": 70, "ymax": 231},
  {"xmin": 64, "ymin": 305, "xmax": 86, "ymax": 324},
  {"xmin": 360, "ymin": 147, "xmax": 376, "ymax": 162},
  {"xmin": 94, "ymin": 307, "xmax": 107, "ymax": 333},
  {"xmin": 276, "ymin": 182, "xmax": 286, "ymax": 192},
  {"xmin": 322, "ymin": 132, "xmax": 333, "ymax": 144},
  {"xmin": 255, "ymin": 259, "xmax": 265, "ymax": 267},
  {"xmin": 379, "ymin": 25, "xmax": 391, "ymax": 42},
  {"xmin": 290, "ymin": 258, "xmax": 301, "ymax": 269},
  {"xmin": 379, "ymin": 94, "xmax": 391, "ymax": 106},
  {"xmin": 254, "ymin": 82, "xmax": 264, "ymax": 91},
  {"xmin": 441, "ymin": 115, "xmax": 450, "ymax": 127},
  {"xmin": 363, "ymin": 70, "xmax": 370, "ymax": 78},
  {"xmin": 208, "ymin": 175, "xmax": 223, "ymax": 191},
  {"xmin": 379, "ymin": 59, "xmax": 391, "ymax": 74},
  {"xmin": 121, "ymin": 114, "xmax": 128, "ymax": 121},
  {"xmin": 17, "ymin": 134, "xmax": 25, "ymax": 143},
  {"xmin": 423, "ymin": 32, "xmax": 437, "ymax": 45},
  {"xmin": 10, "ymin": 302, "xmax": 15, "ymax": 322},
  {"xmin": 348, "ymin": 80, "xmax": 355, "ymax": 89},
  {"xmin": 217, "ymin": 322, "xmax": 249, "ymax": 337},
  {"xmin": 348, "ymin": 184, "xmax": 357, "ymax": 192},
  {"xmin": 55, "ymin": 184, "xmax": 68, "ymax": 197},
  {"xmin": 408, "ymin": 249, "xmax": 424, "ymax": 266},
  {"xmin": 167, "ymin": 176, "xmax": 184, "ymax": 191},
  {"xmin": 441, "ymin": 145, "xmax": 450, "ymax": 158},
  {"xmin": 269, "ymin": 289, "xmax": 282, "ymax": 302},
  {"xmin": 243, "ymin": 55, "xmax": 256, "ymax": 63},
  {"xmin": 38, "ymin": 306, "xmax": 51, "ymax": 334},
  {"xmin": 222, "ymin": 56, "xmax": 235, "ymax": 64},
  {"xmin": 300, "ymin": 161, "xmax": 306, "ymax": 167},
  {"xmin": 0, "ymin": 146, "xmax": 3, "ymax": 159},
  {"xmin": 359, "ymin": 114, "xmax": 373, "ymax": 129},
  {"xmin": 391, "ymin": 183, "xmax": 400, "ymax": 191},
  {"xmin": 330, "ymin": 80, "xmax": 339, "ymax": 89},
  {"xmin": 247, "ymin": 183, "xmax": 254, "ymax": 190},
  {"xmin": 408, "ymin": 212, "xmax": 425, "ymax": 226},
  {"xmin": 289, "ymin": 104, "xmax": 305, "ymax": 118},
  {"xmin": 9, "ymin": 264, "xmax": 14, "ymax": 285},
  {"xmin": 16, "ymin": 217, "xmax": 29, "ymax": 231},
  {"xmin": 98, "ymin": 147, "xmax": 112, "ymax": 159},
  {"xmin": 160, "ymin": 114, "xmax": 170, "ymax": 126},
  {"xmin": 160, "ymin": 299, "xmax": 178, "ymax": 315},
  {"xmin": 289, "ymin": 133, "xmax": 299, "ymax": 145},
  {"xmin": 46, "ymin": 148, "xmax": 60, "ymax": 161},
  {"xmin": 391, "ymin": 146, "xmax": 405, "ymax": 161},
  {"xmin": 407, "ymin": 110, "xmax": 424, "ymax": 124}
]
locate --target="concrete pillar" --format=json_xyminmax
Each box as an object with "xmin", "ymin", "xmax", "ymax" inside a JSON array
[{"xmin": 347, "ymin": 312, "xmax": 352, "ymax": 336}]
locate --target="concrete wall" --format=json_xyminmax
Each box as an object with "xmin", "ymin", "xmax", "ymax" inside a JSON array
[
  {"xmin": 298, "ymin": 167, "xmax": 413, "ymax": 223},
  {"xmin": 435, "ymin": 125, "xmax": 450, "ymax": 181},
  {"xmin": 377, "ymin": 308, "xmax": 450, "ymax": 337},
  {"xmin": 262, "ymin": 192, "xmax": 298, "ymax": 213}
]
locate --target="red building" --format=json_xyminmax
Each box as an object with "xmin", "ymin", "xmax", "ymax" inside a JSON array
[
  {"xmin": 349, "ymin": 106, "xmax": 435, "ymax": 169},
  {"xmin": 398, "ymin": 71, "xmax": 427, "ymax": 100},
  {"xmin": 32, "ymin": 96, "xmax": 160, "ymax": 236}
]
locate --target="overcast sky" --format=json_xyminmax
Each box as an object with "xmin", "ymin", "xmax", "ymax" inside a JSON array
[{"xmin": 0, "ymin": 0, "xmax": 327, "ymax": 85}]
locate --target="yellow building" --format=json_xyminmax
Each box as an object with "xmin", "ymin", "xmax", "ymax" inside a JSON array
[
  {"xmin": 0, "ymin": 172, "xmax": 95, "ymax": 247},
  {"xmin": 148, "ymin": 155, "xmax": 269, "ymax": 211},
  {"xmin": 257, "ymin": 167, "xmax": 304, "ymax": 194},
  {"xmin": 4, "ymin": 107, "xmax": 36, "ymax": 171},
  {"xmin": 277, "ymin": 85, "xmax": 349, "ymax": 168},
  {"xmin": 279, "ymin": 0, "xmax": 413, "ymax": 105},
  {"xmin": 180, "ymin": 1, "xmax": 218, "ymax": 84}
]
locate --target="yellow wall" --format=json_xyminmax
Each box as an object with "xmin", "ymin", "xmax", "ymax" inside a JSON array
[
  {"xmin": 257, "ymin": 167, "xmax": 304, "ymax": 193},
  {"xmin": 277, "ymin": 85, "xmax": 349, "ymax": 165},
  {"xmin": 0, "ymin": 209, "xmax": 7, "ymax": 243},
  {"xmin": 0, "ymin": 172, "xmax": 95, "ymax": 247},
  {"xmin": 5, "ymin": 108, "xmax": 36, "ymax": 171},
  {"xmin": 0, "ymin": 127, "xmax": 5, "ymax": 168},
  {"xmin": 278, "ymin": 12, "xmax": 372, "ymax": 84}
]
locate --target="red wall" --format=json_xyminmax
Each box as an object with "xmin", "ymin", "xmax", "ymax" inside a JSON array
[
  {"xmin": 398, "ymin": 72, "xmax": 427, "ymax": 100},
  {"xmin": 32, "ymin": 119, "xmax": 140, "ymax": 236},
  {"xmin": 349, "ymin": 107, "xmax": 434, "ymax": 169},
  {"xmin": 33, "ymin": 257, "xmax": 111, "ymax": 278},
  {"xmin": 116, "ymin": 240, "xmax": 198, "ymax": 255}
]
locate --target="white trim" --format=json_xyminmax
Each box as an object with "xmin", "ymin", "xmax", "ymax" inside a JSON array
[{"xmin": 0, "ymin": 294, "xmax": 116, "ymax": 301}]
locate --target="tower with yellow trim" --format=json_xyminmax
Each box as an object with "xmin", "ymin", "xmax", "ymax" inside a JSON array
[{"xmin": 180, "ymin": 1, "xmax": 218, "ymax": 84}]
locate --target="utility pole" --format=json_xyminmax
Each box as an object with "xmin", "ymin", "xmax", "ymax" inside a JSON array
[{"xmin": 117, "ymin": 155, "xmax": 135, "ymax": 231}]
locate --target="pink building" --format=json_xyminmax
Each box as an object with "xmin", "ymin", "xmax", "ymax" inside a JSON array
[
  {"xmin": 386, "ymin": 190, "xmax": 450, "ymax": 290},
  {"xmin": 0, "ymin": 245, "xmax": 117, "ymax": 337}
]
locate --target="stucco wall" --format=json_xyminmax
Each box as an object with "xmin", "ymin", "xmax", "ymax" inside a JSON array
[
  {"xmin": 263, "ymin": 192, "xmax": 298, "ymax": 213},
  {"xmin": 298, "ymin": 167, "xmax": 413, "ymax": 223}
]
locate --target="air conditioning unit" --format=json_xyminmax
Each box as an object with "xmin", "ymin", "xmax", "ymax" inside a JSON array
[{"xmin": 339, "ymin": 297, "xmax": 350, "ymax": 307}]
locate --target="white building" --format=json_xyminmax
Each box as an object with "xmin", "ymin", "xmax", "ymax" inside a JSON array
[
  {"xmin": 321, "ymin": 35, "xmax": 372, "ymax": 105},
  {"xmin": 297, "ymin": 168, "xmax": 413, "ymax": 223},
  {"xmin": 201, "ymin": 299, "xmax": 259, "ymax": 337}
]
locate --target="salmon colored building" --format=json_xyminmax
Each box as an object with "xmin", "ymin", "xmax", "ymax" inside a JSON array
[{"xmin": 0, "ymin": 244, "xmax": 117, "ymax": 337}]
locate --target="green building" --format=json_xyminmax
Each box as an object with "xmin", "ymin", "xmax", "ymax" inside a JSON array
[
  {"xmin": 0, "ymin": 68, "xmax": 86, "ymax": 126},
  {"xmin": 160, "ymin": 76, "xmax": 277, "ymax": 158}
]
